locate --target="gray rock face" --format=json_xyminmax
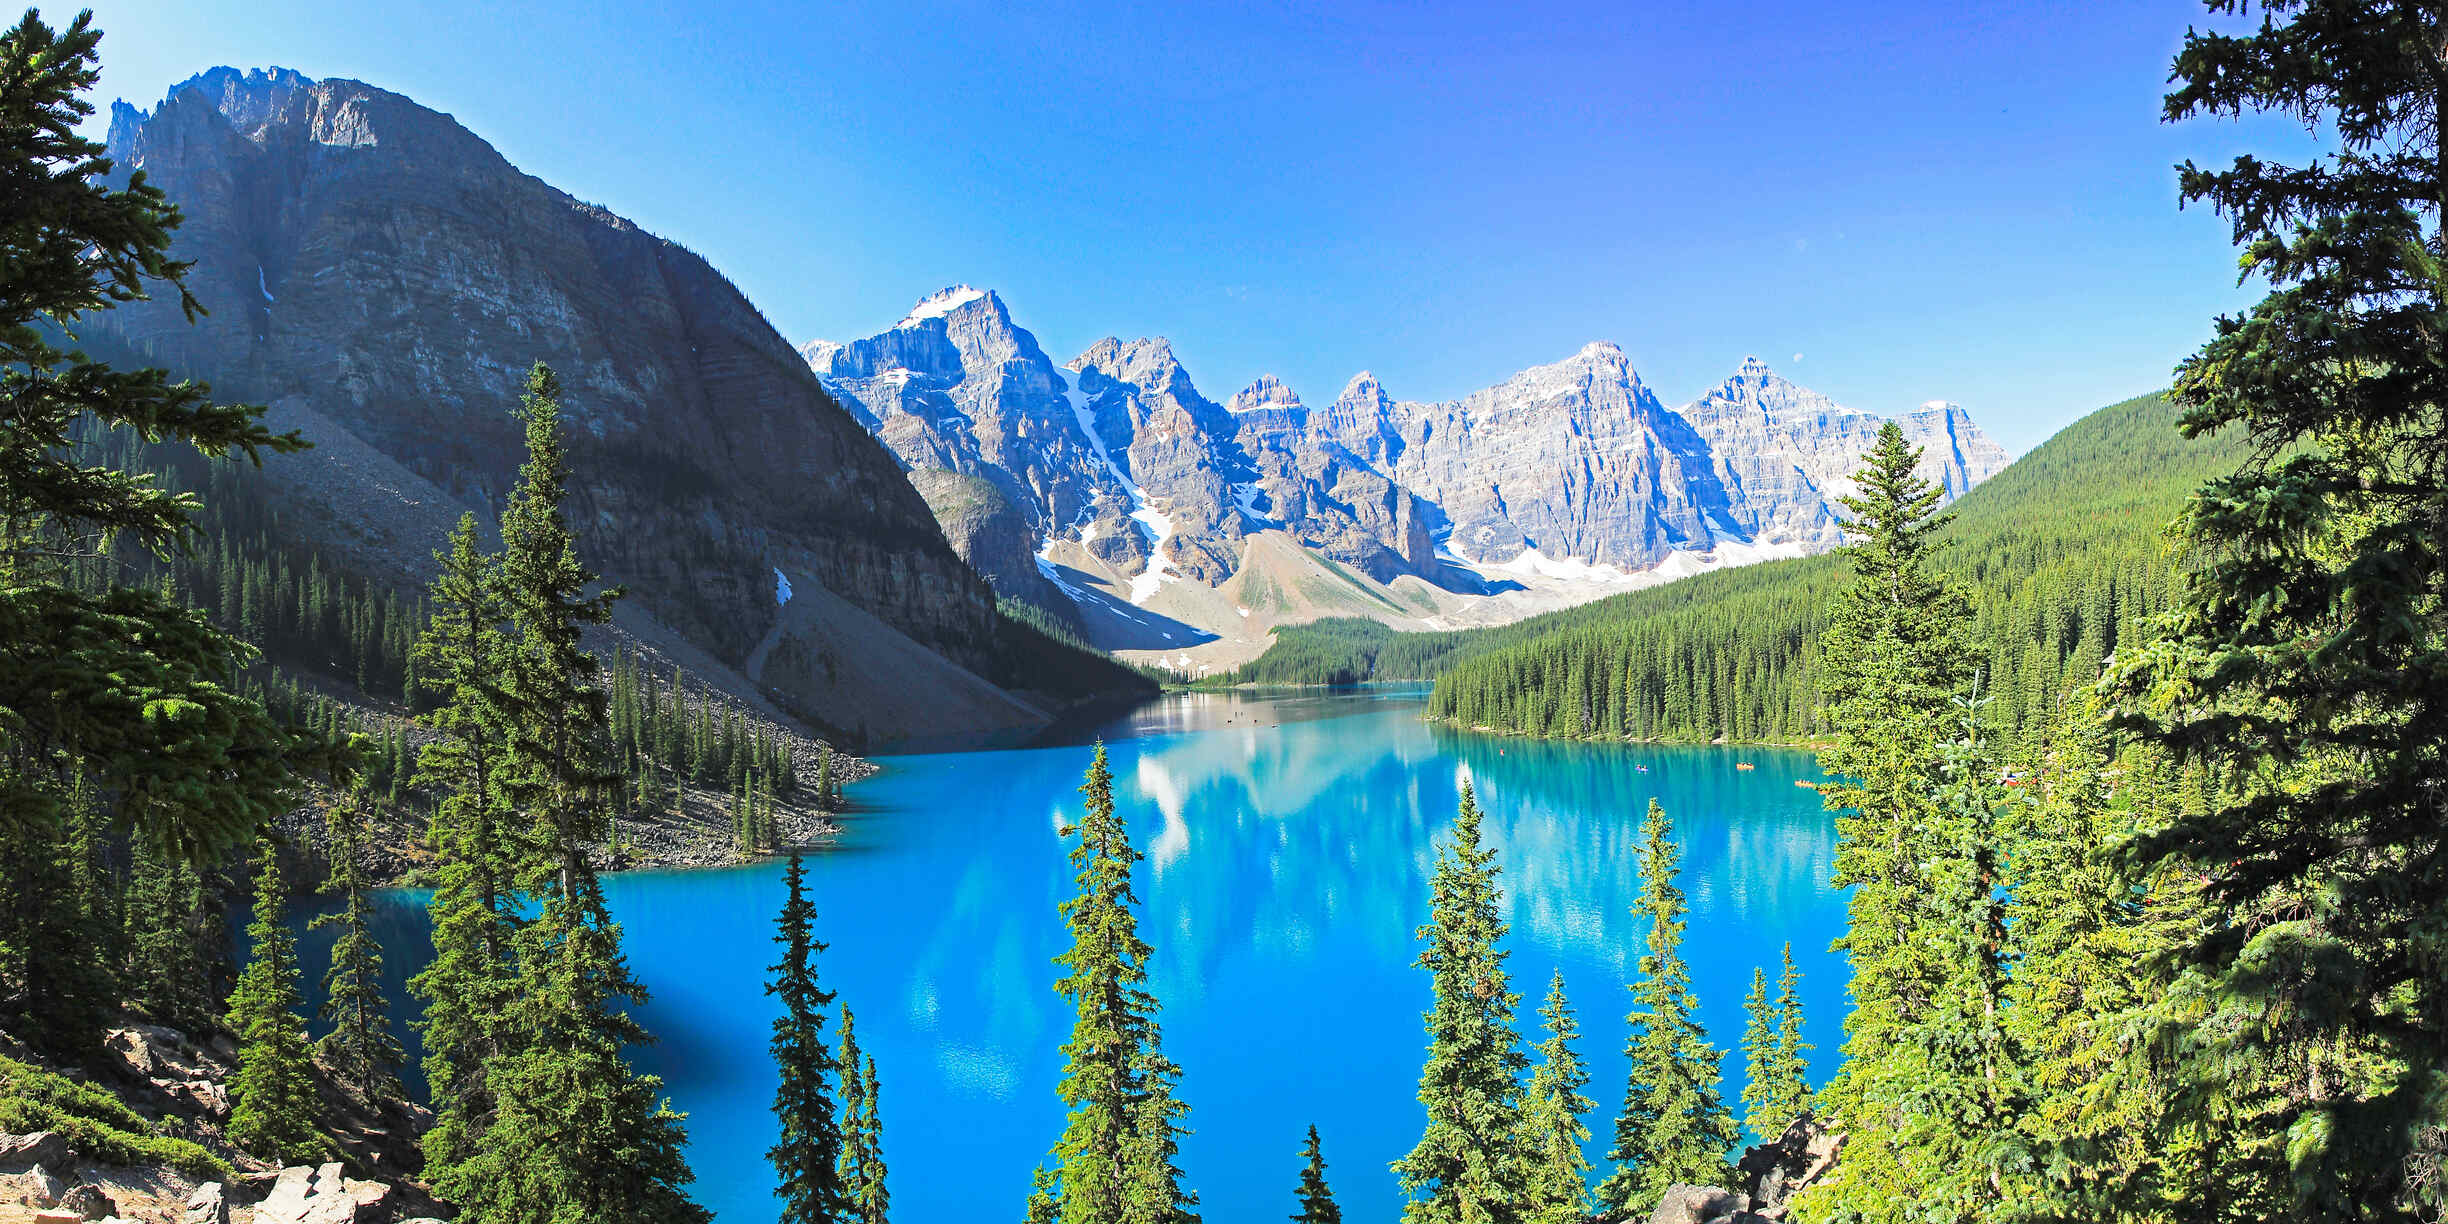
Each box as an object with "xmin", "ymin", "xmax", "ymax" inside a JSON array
[
  {"xmin": 1067, "ymin": 337, "xmax": 1250, "ymax": 585},
  {"xmin": 253, "ymin": 1163, "xmax": 388, "ymax": 1224},
  {"xmin": 181, "ymin": 1182, "xmax": 230, "ymax": 1224},
  {"xmin": 0, "ymin": 1131, "xmax": 71, "ymax": 1172},
  {"xmin": 808, "ymin": 287, "xmax": 1133, "ymax": 600},
  {"xmin": 807, "ymin": 292, "xmax": 2014, "ymax": 637},
  {"xmin": 1231, "ymin": 376, "xmax": 1438, "ymax": 583},
  {"xmin": 1680, "ymin": 357, "xmax": 2011, "ymax": 552},
  {"xmin": 100, "ymin": 71, "xmax": 1003, "ymax": 728},
  {"xmin": 1376, "ymin": 341, "xmax": 1741, "ymax": 567}
]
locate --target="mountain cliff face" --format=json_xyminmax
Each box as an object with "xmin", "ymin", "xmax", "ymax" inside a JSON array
[
  {"xmin": 806, "ymin": 290, "xmax": 2013, "ymax": 652},
  {"xmin": 102, "ymin": 69, "xmax": 1032, "ymax": 740}
]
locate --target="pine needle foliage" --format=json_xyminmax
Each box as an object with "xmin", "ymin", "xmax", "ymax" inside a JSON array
[
  {"xmin": 1598, "ymin": 799, "xmax": 1736, "ymax": 1211},
  {"xmin": 1028, "ymin": 744, "xmax": 1198, "ymax": 1224},
  {"xmin": 1393, "ymin": 783, "xmax": 1528, "ymax": 1223}
]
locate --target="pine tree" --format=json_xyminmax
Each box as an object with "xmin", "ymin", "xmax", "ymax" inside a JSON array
[
  {"xmin": 123, "ymin": 823, "xmax": 213, "ymax": 1030},
  {"xmin": 1802, "ymin": 705, "xmax": 2015, "ymax": 1222},
  {"xmin": 1739, "ymin": 968, "xmax": 1779, "ymax": 1140},
  {"xmin": 1290, "ymin": 1125, "xmax": 1340, "ymax": 1224},
  {"xmin": 1799, "ymin": 427, "xmax": 2000, "ymax": 1223},
  {"xmin": 769, "ymin": 852, "xmax": 848, "ymax": 1224},
  {"xmin": 411, "ymin": 512, "xmax": 521, "ymax": 1181},
  {"xmin": 853, "ymin": 1048, "xmax": 888, "ymax": 1224},
  {"xmin": 2100, "ymin": 4, "xmax": 2448, "ymax": 1214},
  {"xmin": 1598, "ymin": 800, "xmax": 1736, "ymax": 1210},
  {"xmin": 1767, "ymin": 944, "xmax": 1811, "ymax": 1128},
  {"xmin": 226, "ymin": 839, "xmax": 323, "ymax": 1163},
  {"xmin": 1027, "ymin": 744, "xmax": 1198, "ymax": 1224},
  {"xmin": 1995, "ymin": 700, "xmax": 2211, "ymax": 1221},
  {"xmin": 313, "ymin": 795, "xmax": 403, "ymax": 1099},
  {"xmin": 0, "ymin": 10, "xmax": 328, "ymax": 862},
  {"xmin": 1393, "ymin": 782, "xmax": 1526, "ymax": 1223},
  {"xmin": 1, "ymin": 768, "xmax": 119, "ymax": 1056},
  {"xmin": 836, "ymin": 1006, "xmax": 889, "ymax": 1224},
  {"xmin": 437, "ymin": 367, "xmax": 706, "ymax": 1224},
  {"xmin": 1519, "ymin": 972, "xmax": 1595, "ymax": 1224}
]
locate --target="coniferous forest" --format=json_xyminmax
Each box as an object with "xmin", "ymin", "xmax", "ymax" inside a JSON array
[{"xmin": 1, "ymin": 2, "xmax": 2443, "ymax": 1223}]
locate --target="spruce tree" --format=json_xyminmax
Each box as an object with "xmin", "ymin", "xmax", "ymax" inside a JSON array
[
  {"xmin": 1739, "ymin": 968, "xmax": 1779, "ymax": 1140},
  {"xmin": 1027, "ymin": 743, "xmax": 1198, "ymax": 1224},
  {"xmin": 1, "ymin": 769, "xmax": 119, "ymax": 1056},
  {"xmin": 1739, "ymin": 946, "xmax": 1812, "ymax": 1141},
  {"xmin": 1803, "ymin": 706, "xmax": 2015, "ymax": 1222},
  {"xmin": 123, "ymin": 823, "xmax": 213, "ymax": 1029},
  {"xmin": 1392, "ymin": 783, "xmax": 1526, "ymax": 1223},
  {"xmin": 1767, "ymin": 944, "xmax": 1811, "ymax": 1128},
  {"xmin": 313, "ymin": 795, "xmax": 402, "ymax": 1099},
  {"xmin": 1519, "ymin": 972, "xmax": 1595, "ymax": 1224},
  {"xmin": 836, "ymin": 1006, "xmax": 889, "ymax": 1224},
  {"xmin": 851, "ymin": 1048, "xmax": 887, "ymax": 1224},
  {"xmin": 2102, "ymin": 3, "xmax": 2448, "ymax": 1213},
  {"xmin": 0, "ymin": 10, "xmax": 326, "ymax": 860},
  {"xmin": 1290, "ymin": 1125, "xmax": 1340, "ymax": 1224},
  {"xmin": 226, "ymin": 839, "xmax": 323, "ymax": 1163},
  {"xmin": 1996, "ymin": 700, "xmax": 2209, "ymax": 1221},
  {"xmin": 1598, "ymin": 800, "xmax": 1735, "ymax": 1210},
  {"xmin": 438, "ymin": 366, "xmax": 706, "ymax": 1224},
  {"xmin": 769, "ymin": 852, "xmax": 848, "ymax": 1224},
  {"xmin": 411, "ymin": 512, "xmax": 521, "ymax": 1181}
]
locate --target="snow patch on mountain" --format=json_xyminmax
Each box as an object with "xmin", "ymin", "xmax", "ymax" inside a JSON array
[
  {"xmin": 897, "ymin": 285, "xmax": 987, "ymax": 328},
  {"xmin": 1061, "ymin": 374, "xmax": 1178, "ymax": 605}
]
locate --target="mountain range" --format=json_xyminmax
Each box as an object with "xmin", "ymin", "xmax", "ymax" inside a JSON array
[
  {"xmin": 101, "ymin": 64, "xmax": 2009, "ymax": 728},
  {"xmin": 803, "ymin": 291, "xmax": 2009, "ymax": 669}
]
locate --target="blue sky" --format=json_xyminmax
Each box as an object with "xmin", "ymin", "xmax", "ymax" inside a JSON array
[{"xmin": 78, "ymin": 0, "xmax": 2309, "ymax": 453}]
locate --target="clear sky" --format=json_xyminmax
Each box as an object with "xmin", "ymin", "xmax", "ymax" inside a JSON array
[{"xmin": 74, "ymin": 0, "xmax": 2311, "ymax": 453}]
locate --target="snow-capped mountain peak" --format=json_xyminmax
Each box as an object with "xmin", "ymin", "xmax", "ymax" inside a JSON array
[{"xmin": 896, "ymin": 284, "xmax": 989, "ymax": 328}]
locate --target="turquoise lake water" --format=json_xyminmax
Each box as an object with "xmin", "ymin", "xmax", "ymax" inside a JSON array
[{"xmin": 323, "ymin": 688, "xmax": 1845, "ymax": 1222}]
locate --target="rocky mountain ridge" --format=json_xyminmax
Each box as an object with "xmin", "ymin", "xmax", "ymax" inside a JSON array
[
  {"xmin": 805, "ymin": 289, "xmax": 2011, "ymax": 664},
  {"xmin": 100, "ymin": 69, "xmax": 1063, "ymax": 743}
]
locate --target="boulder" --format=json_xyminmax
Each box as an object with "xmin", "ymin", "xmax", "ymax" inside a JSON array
[
  {"xmin": 19, "ymin": 1163, "xmax": 67, "ymax": 1207},
  {"xmin": 1646, "ymin": 1183, "xmax": 1747, "ymax": 1224},
  {"xmin": 0, "ymin": 1130, "xmax": 73, "ymax": 1171},
  {"xmin": 55, "ymin": 1182, "xmax": 116, "ymax": 1219},
  {"xmin": 183, "ymin": 1182, "xmax": 230, "ymax": 1224},
  {"xmin": 254, "ymin": 1162, "xmax": 392, "ymax": 1224}
]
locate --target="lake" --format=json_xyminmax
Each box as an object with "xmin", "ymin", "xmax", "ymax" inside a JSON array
[{"xmin": 323, "ymin": 687, "xmax": 1845, "ymax": 1222}]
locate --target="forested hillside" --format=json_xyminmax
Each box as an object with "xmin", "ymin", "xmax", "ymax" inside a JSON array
[
  {"xmin": 1229, "ymin": 391, "xmax": 2253, "ymax": 746},
  {"xmin": 1425, "ymin": 392, "xmax": 2251, "ymax": 744}
]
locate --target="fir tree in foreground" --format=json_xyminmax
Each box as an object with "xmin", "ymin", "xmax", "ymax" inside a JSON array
[
  {"xmin": 1291, "ymin": 1125, "xmax": 1339, "ymax": 1224},
  {"xmin": 411, "ymin": 512, "xmax": 522, "ymax": 1181},
  {"xmin": 0, "ymin": 7, "xmax": 328, "ymax": 1056},
  {"xmin": 226, "ymin": 840, "xmax": 323, "ymax": 1164},
  {"xmin": 1598, "ymin": 800, "xmax": 1735, "ymax": 1211},
  {"xmin": 768, "ymin": 852, "xmax": 848, "ymax": 1224},
  {"xmin": 314, "ymin": 795, "xmax": 403, "ymax": 1100},
  {"xmin": 0, "ymin": 8, "xmax": 320, "ymax": 855},
  {"xmin": 1797, "ymin": 426, "xmax": 2008, "ymax": 1223},
  {"xmin": 1520, "ymin": 972, "xmax": 1595, "ymax": 1224},
  {"xmin": 1392, "ymin": 782, "xmax": 1526, "ymax": 1223},
  {"xmin": 2104, "ymin": 2, "xmax": 2448, "ymax": 1214},
  {"xmin": 1026, "ymin": 743, "xmax": 1198, "ymax": 1224},
  {"xmin": 432, "ymin": 367, "xmax": 705, "ymax": 1224}
]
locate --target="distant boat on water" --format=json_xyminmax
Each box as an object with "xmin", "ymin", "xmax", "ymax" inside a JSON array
[{"xmin": 1735, "ymin": 762, "xmax": 1756, "ymax": 771}]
